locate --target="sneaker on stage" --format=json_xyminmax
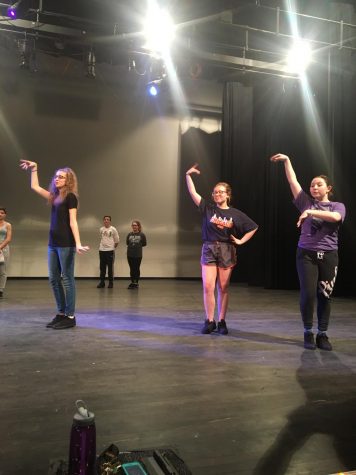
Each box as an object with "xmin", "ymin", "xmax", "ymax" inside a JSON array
[
  {"xmin": 201, "ymin": 319, "xmax": 217, "ymax": 334},
  {"xmin": 97, "ymin": 281, "xmax": 105, "ymax": 288},
  {"xmin": 46, "ymin": 314, "xmax": 64, "ymax": 328},
  {"xmin": 304, "ymin": 332, "xmax": 316, "ymax": 350},
  {"xmin": 52, "ymin": 316, "xmax": 76, "ymax": 330},
  {"xmin": 316, "ymin": 333, "xmax": 332, "ymax": 351},
  {"xmin": 218, "ymin": 320, "xmax": 228, "ymax": 335}
]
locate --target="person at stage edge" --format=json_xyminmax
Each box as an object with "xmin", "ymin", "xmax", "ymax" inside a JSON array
[
  {"xmin": 20, "ymin": 159, "xmax": 89, "ymax": 329},
  {"xmin": 126, "ymin": 220, "xmax": 147, "ymax": 289},
  {"xmin": 186, "ymin": 163, "xmax": 258, "ymax": 335},
  {"xmin": 270, "ymin": 153, "xmax": 346, "ymax": 351},
  {"xmin": 0, "ymin": 207, "xmax": 12, "ymax": 299},
  {"xmin": 97, "ymin": 215, "xmax": 119, "ymax": 289}
]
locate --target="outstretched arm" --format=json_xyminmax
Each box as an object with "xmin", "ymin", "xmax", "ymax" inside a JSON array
[
  {"xmin": 185, "ymin": 163, "xmax": 202, "ymax": 206},
  {"xmin": 297, "ymin": 209, "xmax": 342, "ymax": 228},
  {"xmin": 19, "ymin": 159, "xmax": 50, "ymax": 200},
  {"xmin": 270, "ymin": 153, "xmax": 302, "ymax": 200}
]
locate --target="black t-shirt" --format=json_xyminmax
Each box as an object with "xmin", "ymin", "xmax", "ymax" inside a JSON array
[
  {"xmin": 199, "ymin": 198, "xmax": 258, "ymax": 243},
  {"xmin": 49, "ymin": 193, "xmax": 78, "ymax": 247},
  {"xmin": 126, "ymin": 232, "xmax": 147, "ymax": 258}
]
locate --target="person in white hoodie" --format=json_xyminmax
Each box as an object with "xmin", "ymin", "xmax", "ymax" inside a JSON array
[{"xmin": 97, "ymin": 216, "xmax": 119, "ymax": 289}]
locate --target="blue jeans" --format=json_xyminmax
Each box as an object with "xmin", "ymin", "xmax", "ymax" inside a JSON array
[{"xmin": 48, "ymin": 246, "xmax": 76, "ymax": 316}]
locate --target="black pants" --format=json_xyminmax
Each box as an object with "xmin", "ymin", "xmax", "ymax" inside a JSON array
[
  {"xmin": 296, "ymin": 247, "xmax": 338, "ymax": 332},
  {"xmin": 127, "ymin": 256, "xmax": 142, "ymax": 283},
  {"xmin": 99, "ymin": 250, "xmax": 115, "ymax": 283}
]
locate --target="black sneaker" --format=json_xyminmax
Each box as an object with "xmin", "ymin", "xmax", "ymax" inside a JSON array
[
  {"xmin": 218, "ymin": 320, "xmax": 228, "ymax": 335},
  {"xmin": 127, "ymin": 283, "xmax": 135, "ymax": 289},
  {"xmin": 0, "ymin": 290, "xmax": 3, "ymax": 299},
  {"xmin": 52, "ymin": 316, "xmax": 76, "ymax": 330},
  {"xmin": 304, "ymin": 332, "xmax": 316, "ymax": 350},
  {"xmin": 97, "ymin": 282, "xmax": 105, "ymax": 288},
  {"xmin": 46, "ymin": 314, "xmax": 64, "ymax": 328},
  {"xmin": 201, "ymin": 319, "xmax": 217, "ymax": 334},
  {"xmin": 316, "ymin": 333, "xmax": 332, "ymax": 351},
  {"xmin": 108, "ymin": 282, "xmax": 113, "ymax": 289}
]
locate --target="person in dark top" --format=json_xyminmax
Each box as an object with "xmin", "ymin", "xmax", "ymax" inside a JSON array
[
  {"xmin": 20, "ymin": 159, "xmax": 89, "ymax": 329},
  {"xmin": 270, "ymin": 153, "xmax": 346, "ymax": 351},
  {"xmin": 126, "ymin": 220, "xmax": 147, "ymax": 289},
  {"xmin": 186, "ymin": 164, "xmax": 258, "ymax": 335}
]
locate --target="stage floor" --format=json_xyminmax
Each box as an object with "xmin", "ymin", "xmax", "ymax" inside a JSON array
[{"xmin": 1, "ymin": 279, "xmax": 356, "ymax": 475}]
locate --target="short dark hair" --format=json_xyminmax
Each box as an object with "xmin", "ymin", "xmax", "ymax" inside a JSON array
[
  {"xmin": 103, "ymin": 215, "xmax": 111, "ymax": 221},
  {"xmin": 0, "ymin": 207, "xmax": 7, "ymax": 213}
]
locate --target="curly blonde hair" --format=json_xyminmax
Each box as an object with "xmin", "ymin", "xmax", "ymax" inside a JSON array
[{"xmin": 48, "ymin": 168, "xmax": 79, "ymax": 204}]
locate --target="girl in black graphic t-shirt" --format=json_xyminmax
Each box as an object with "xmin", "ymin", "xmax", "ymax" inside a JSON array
[
  {"xmin": 186, "ymin": 164, "xmax": 258, "ymax": 335},
  {"xmin": 20, "ymin": 159, "xmax": 89, "ymax": 329}
]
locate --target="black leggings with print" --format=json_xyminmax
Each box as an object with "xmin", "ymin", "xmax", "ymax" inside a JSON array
[{"xmin": 296, "ymin": 247, "xmax": 338, "ymax": 332}]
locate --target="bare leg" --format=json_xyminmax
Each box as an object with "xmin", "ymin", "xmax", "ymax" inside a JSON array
[
  {"xmin": 217, "ymin": 267, "xmax": 233, "ymax": 321},
  {"xmin": 201, "ymin": 264, "xmax": 217, "ymax": 321}
]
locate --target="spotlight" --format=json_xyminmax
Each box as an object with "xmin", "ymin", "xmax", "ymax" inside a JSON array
[
  {"xmin": 86, "ymin": 48, "xmax": 96, "ymax": 79},
  {"xmin": 7, "ymin": 0, "xmax": 22, "ymax": 19},
  {"xmin": 143, "ymin": 2, "xmax": 175, "ymax": 54},
  {"xmin": 146, "ymin": 79, "xmax": 162, "ymax": 97},
  {"xmin": 286, "ymin": 40, "xmax": 312, "ymax": 74},
  {"xmin": 7, "ymin": 7, "xmax": 16, "ymax": 18}
]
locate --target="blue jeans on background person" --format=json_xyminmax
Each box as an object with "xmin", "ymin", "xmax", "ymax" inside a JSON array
[{"xmin": 48, "ymin": 246, "xmax": 76, "ymax": 316}]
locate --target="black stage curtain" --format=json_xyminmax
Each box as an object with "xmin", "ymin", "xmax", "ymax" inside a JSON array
[{"xmin": 222, "ymin": 59, "xmax": 356, "ymax": 296}]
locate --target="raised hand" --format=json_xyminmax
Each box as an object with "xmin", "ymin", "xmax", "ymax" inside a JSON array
[
  {"xmin": 270, "ymin": 153, "xmax": 290, "ymax": 163},
  {"xmin": 19, "ymin": 159, "xmax": 38, "ymax": 171},
  {"xmin": 186, "ymin": 163, "xmax": 200, "ymax": 176}
]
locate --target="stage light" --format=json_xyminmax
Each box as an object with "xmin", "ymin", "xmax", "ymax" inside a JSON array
[
  {"xmin": 146, "ymin": 79, "xmax": 162, "ymax": 97},
  {"xmin": 286, "ymin": 40, "xmax": 312, "ymax": 74},
  {"xmin": 143, "ymin": 1, "xmax": 175, "ymax": 54},
  {"xmin": 7, "ymin": 0, "xmax": 22, "ymax": 19}
]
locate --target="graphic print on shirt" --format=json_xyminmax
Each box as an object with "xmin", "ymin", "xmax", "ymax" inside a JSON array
[
  {"xmin": 128, "ymin": 235, "xmax": 141, "ymax": 247},
  {"xmin": 318, "ymin": 266, "xmax": 338, "ymax": 299},
  {"xmin": 210, "ymin": 214, "xmax": 234, "ymax": 230}
]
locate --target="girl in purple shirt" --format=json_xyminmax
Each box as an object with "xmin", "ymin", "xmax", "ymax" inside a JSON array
[{"xmin": 271, "ymin": 153, "xmax": 346, "ymax": 351}]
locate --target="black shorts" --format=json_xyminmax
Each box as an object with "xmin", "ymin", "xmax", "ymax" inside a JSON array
[{"xmin": 201, "ymin": 242, "xmax": 237, "ymax": 268}]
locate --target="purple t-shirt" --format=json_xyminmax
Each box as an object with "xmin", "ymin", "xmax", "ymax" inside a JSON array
[
  {"xmin": 293, "ymin": 190, "xmax": 346, "ymax": 251},
  {"xmin": 199, "ymin": 198, "xmax": 258, "ymax": 243}
]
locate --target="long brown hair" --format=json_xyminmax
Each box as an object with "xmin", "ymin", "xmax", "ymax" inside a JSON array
[
  {"xmin": 131, "ymin": 220, "xmax": 142, "ymax": 232},
  {"xmin": 48, "ymin": 167, "xmax": 79, "ymax": 204}
]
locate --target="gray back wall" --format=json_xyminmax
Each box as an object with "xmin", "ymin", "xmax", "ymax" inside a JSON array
[{"xmin": 0, "ymin": 46, "xmax": 223, "ymax": 278}]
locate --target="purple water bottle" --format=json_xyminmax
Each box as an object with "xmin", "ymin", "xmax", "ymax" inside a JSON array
[{"xmin": 68, "ymin": 400, "xmax": 96, "ymax": 475}]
